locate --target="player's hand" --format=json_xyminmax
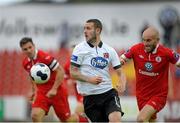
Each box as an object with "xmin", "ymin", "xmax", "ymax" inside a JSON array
[
  {"xmin": 88, "ymin": 76, "xmax": 103, "ymax": 84},
  {"xmin": 27, "ymin": 91, "xmax": 35, "ymax": 103},
  {"xmin": 46, "ymin": 88, "xmax": 57, "ymax": 98},
  {"xmin": 116, "ymin": 82, "xmax": 126, "ymax": 95}
]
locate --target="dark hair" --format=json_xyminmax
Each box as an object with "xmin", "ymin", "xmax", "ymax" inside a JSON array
[
  {"xmin": 19, "ymin": 37, "xmax": 34, "ymax": 47},
  {"xmin": 86, "ymin": 19, "xmax": 102, "ymax": 33}
]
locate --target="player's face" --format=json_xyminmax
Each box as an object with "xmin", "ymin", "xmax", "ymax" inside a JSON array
[
  {"xmin": 142, "ymin": 35, "xmax": 159, "ymax": 53},
  {"xmin": 84, "ymin": 22, "xmax": 97, "ymax": 43},
  {"xmin": 21, "ymin": 42, "xmax": 35, "ymax": 59}
]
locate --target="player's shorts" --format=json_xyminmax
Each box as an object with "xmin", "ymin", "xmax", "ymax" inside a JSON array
[
  {"xmin": 137, "ymin": 96, "xmax": 167, "ymax": 119},
  {"xmin": 74, "ymin": 83, "xmax": 83, "ymax": 103},
  {"xmin": 83, "ymin": 89, "xmax": 124, "ymax": 122},
  {"xmin": 32, "ymin": 85, "xmax": 71, "ymax": 122}
]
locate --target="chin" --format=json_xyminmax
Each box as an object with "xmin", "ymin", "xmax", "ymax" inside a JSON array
[{"xmin": 145, "ymin": 49, "xmax": 152, "ymax": 53}]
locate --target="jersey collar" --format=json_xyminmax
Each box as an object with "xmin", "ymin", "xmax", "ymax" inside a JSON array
[
  {"xmin": 152, "ymin": 44, "xmax": 159, "ymax": 54},
  {"xmin": 33, "ymin": 49, "xmax": 38, "ymax": 59},
  {"xmin": 87, "ymin": 41, "xmax": 103, "ymax": 48}
]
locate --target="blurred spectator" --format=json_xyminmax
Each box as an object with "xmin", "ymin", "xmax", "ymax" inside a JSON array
[
  {"xmin": 159, "ymin": 6, "xmax": 179, "ymax": 48},
  {"xmin": 58, "ymin": 21, "xmax": 70, "ymax": 49},
  {"xmin": 171, "ymin": 17, "xmax": 180, "ymax": 51}
]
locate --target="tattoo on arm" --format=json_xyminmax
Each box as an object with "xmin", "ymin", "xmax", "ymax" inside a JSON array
[{"xmin": 70, "ymin": 65, "xmax": 89, "ymax": 82}]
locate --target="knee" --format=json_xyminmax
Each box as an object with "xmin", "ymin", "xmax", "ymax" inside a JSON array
[
  {"xmin": 109, "ymin": 112, "xmax": 121, "ymax": 122},
  {"xmin": 31, "ymin": 112, "xmax": 42, "ymax": 121},
  {"xmin": 137, "ymin": 115, "xmax": 147, "ymax": 122},
  {"xmin": 65, "ymin": 114, "xmax": 78, "ymax": 122}
]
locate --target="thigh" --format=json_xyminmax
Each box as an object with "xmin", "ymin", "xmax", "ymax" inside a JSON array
[
  {"xmin": 31, "ymin": 107, "xmax": 46, "ymax": 118},
  {"xmin": 52, "ymin": 89, "xmax": 71, "ymax": 122},
  {"xmin": 83, "ymin": 96, "xmax": 104, "ymax": 122},
  {"xmin": 32, "ymin": 92, "xmax": 51, "ymax": 114},
  {"xmin": 105, "ymin": 90, "xmax": 124, "ymax": 117},
  {"xmin": 137, "ymin": 96, "xmax": 166, "ymax": 120},
  {"xmin": 146, "ymin": 96, "xmax": 166, "ymax": 119},
  {"xmin": 147, "ymin": 96, "xmax": 167, "ymax": 112},
  {"xmin": 138, "ymin": 104, "xmax": 157, "ymax": 121}
]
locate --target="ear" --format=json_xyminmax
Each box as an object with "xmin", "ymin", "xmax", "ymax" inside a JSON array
[{"xmin": 96, "ymin": 28, "xmax": 101, "ymax": 34}]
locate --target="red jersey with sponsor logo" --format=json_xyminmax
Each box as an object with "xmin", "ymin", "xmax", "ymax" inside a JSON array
[
  {"xmin": 124, "ymin": 43, "xmax": 179, "ymax": 100},
  {"xmin": 23, "ymin": 50, "xmax": 59, "ymax": 93}
]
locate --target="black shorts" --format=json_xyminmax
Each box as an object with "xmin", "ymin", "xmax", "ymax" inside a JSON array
[{"xmin": 83, "ymin": 89, "xmax": 124, "ymax": 122}]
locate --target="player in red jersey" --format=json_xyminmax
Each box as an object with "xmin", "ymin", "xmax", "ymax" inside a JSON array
[
  {"xmin": 63, "ymin": 44, "xmax": 84, "ymax": 115},
  {"xmin": 20, "ymin": 37, "xmax": 88, "ymax": 122},
  {"xmin": 119, "ymin": 27, "xmax": 180, "ymax": 122}
]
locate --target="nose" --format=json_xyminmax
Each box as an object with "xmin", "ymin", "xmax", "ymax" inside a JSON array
[
  {"xmin": 27, "ymin": 48, "xmax": 32, "ymax": 53},
  {"xmin": 84, "ymin": 29, "xmax": 87, "ymax": 34}
]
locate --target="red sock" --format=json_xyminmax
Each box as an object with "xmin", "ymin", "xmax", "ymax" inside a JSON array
[{"xmin": 78, "ymin": 115, "xmax": 89, "ymax": 122}]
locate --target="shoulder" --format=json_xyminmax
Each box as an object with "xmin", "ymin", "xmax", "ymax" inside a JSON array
[
  {"xmin": 126, "ymin": 43, "xmax": 143, "ymax": 53},
  {"xmin": 75, "ymin": 41, "xmax": 86, "ymax": 48},
  {"xmin": 158, "ymin": 44, "xmax": 173, "ymax": 55},
  {"xmin": 73, "ymin": 41, "xmax": 87, "ymax": 53},
  {"xmin": 38, "ymin": 50, "xmax": 49, "ymax": 57},
  {"xmin": 38, "ymin": 50, "xmax": 52, "ymax": 60},
  {"xmin": 102, "ymin": 42, "xmax": 116, "ymax": 51}
]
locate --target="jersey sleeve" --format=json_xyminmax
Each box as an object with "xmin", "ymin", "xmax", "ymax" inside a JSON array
[
  {"xmin": 167, "ymin": 48, "xmax": 180, "ymax": 64},
  {"xmin": 70, "ymin": 46, "xmax": 83, "ymax": 67},
  {"xmin": 124, "ymin": 46, "xmax": 134, "ymax": 59},
  {"xmin": 110, "ymin": 48, "xmax": 121, "ymax": 70},
  {"xmin": 42, "ymin": 52, "xmax": 59, "ymax": 71}
]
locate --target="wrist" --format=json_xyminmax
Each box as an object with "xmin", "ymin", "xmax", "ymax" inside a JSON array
[{"xmin": 85, "ymin": 76, "xmax": 90, "ymax": 82}]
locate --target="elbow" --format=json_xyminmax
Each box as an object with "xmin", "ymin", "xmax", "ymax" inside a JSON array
[
  {"xmin": 70, "ymin": 70, "xmax": 75, "ymax": 79},
  {"xmin": 176, "ymin": 59, "xmax": 180, "ymax": 67}
]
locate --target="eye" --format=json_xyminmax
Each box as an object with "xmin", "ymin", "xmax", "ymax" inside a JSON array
[{"xmin": 23, "ymin": 48, "xmax": 27, "ymax": 51}]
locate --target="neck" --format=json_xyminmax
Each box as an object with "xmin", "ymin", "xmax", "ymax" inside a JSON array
[{"xmin": 89, "ymin": 37, "xmax": 101, "ymax": 46}]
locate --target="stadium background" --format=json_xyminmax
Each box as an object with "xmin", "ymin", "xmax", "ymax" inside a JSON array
[{"xmin": 0, "ymin": 0, "xmax": 180, "ymax": 122}]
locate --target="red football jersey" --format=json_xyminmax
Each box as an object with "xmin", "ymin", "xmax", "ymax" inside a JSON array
[
  {"xmin": 64, "ymin": 58, "xmax": 71, "ymax": 80},
  {"xmin": 23, "ymin": 50, "xmax": 59, "ymax": 93},
  {"xmin": 124, "ymin": 43, "xmax": 179, "ymax": 100}
]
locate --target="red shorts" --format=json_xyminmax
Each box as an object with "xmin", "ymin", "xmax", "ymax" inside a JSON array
[
  {"xmin": 74, "ymin": 83, "xmax": 83, "ymax": 103},
  {"xmin": 32, "ymin": 86, "xmax": 71, "ymax": 122},
  {"xmin": 137, "ymin": 96, "xmax": 167, "ymax": 119}
]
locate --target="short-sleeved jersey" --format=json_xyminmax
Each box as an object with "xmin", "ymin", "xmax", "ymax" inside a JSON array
[
  {"xmin": 71, "ymin": 41, "xmax": 121, "ymax": 95},
  {"xmin": 64, "ymin": 58, "xmax": 71, "ymax": 80},
  {"xmin": 124, "ymin": 43, "xmax": 180, "ymax": 100},
  {"xmin": 23, "ymin": 50, "xmax": 59, "ymax": 93}
]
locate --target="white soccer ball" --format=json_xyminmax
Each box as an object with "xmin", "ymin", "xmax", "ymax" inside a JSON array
[{"xmin": 30, "ymin": 63, "xmax": 51, "ymax": 84}]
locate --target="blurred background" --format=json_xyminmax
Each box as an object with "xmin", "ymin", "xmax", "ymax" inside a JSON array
[{"xmin": 0, "ymin": 0, "xmax": 180, "ymax": 122}]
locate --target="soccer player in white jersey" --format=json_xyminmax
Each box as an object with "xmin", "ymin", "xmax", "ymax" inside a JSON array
[{"xmin": 70, "ymin": 19, "xmax": 125, "ymax": 122}]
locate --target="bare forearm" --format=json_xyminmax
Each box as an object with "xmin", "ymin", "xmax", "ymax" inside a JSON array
[
  {"xmin": 52, "ymin": 66, "xmax": 64, "ymax": 90},
  {"xmin": 119, "ymin": 54, "xmax": 129, "ymax": 65},
  {"xmin": 70, "ymin": 70, "xmax": 89, "ymax": 82},
  {"xmin": 70, "ymin": 65, "xmax": 103, "ymax": 84},
  {"xmin": 29, "ymin": 76, "xmax": 37, "ymax": 92},
  {"xmin": 116, "ymin": 68, "xmax": 126, "ymax": 86}
]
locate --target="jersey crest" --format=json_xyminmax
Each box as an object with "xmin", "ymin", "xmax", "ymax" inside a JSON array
[{"xmin": 155, "ymin": 56, "xmax": 162, "ymax": 62}]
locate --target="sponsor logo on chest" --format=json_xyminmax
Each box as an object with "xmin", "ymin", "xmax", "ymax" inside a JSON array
[{"xmin": 91, "ymin": 57, "xmax": 108, "ymax": 69}]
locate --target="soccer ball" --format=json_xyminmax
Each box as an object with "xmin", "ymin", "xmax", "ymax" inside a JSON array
[{"xmin": 30, "ymin": 63, "xmax": 51, "ymax": 84}]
